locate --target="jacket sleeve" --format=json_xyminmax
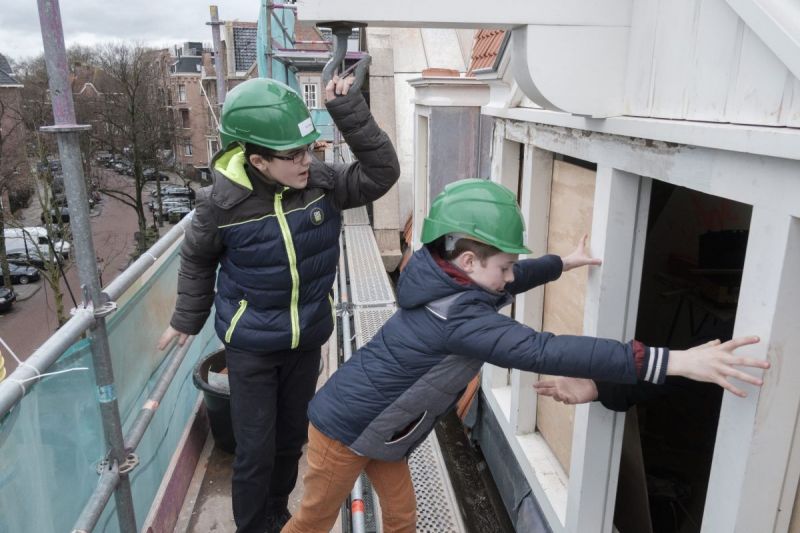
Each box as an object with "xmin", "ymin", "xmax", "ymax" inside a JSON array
[
  {"xmin": 323, "ymin": 91, "xmax": 401, "ymax": 209},
  {"xmin": 595, "ymin": 380, "xmax": 665, "ymax": 411},
  {"xmin": 443, "ymin": 295, "xmax": 670, "ymax": 384},
  {"xmin": 170, "ymin": 189, "xmax": 223, "ymax": 335},
  {"xmin": 505, "ymin": 255, "xmax": 563, "ymax": 295}
]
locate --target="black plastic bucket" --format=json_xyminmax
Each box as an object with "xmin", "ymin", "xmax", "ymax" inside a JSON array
[{"xmin": 192, "ymin": 349, "xmax": 236, "ymax": 453}]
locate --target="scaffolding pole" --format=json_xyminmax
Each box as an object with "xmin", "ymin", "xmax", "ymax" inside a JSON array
[
  {"xmin": 207, "ymin": 5, "xmax": 227, "ymax": 106},
  {"xmin": 35, "ymin": 0, "xmax": 136, "ymax": 530}
]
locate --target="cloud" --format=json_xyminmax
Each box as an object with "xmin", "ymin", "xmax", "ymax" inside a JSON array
[{"xmin": 1, "ymin": 0, "xmax": 261, "ymax": 61}]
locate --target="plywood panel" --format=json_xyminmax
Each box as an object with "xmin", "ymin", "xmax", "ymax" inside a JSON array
[
  {"xmin": 791, "ymin": 486, "xmax": 800, "ymax": 533},
  {"xmin": 536, "ymin": 160, "xmax": 596, "ymax": 474}
]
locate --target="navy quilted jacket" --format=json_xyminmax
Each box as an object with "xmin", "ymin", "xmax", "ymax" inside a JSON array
[
  {"xmin": 170, "ymin": 91, "xmax": 399, "ymax": 352},
  {"xmin": 309, "ymin": 247, "xmax": 670, "ymax": 461}
]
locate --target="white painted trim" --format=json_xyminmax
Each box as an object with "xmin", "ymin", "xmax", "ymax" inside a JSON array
[
  {"xmin": 297, "ymin": 0, "xmax": 633, "ymax": 28},
  {"xmin": 495, "ymin": 119, "xmax": 800, "ymax": 218},
  {"xmin": 724, "ymin": 0, "xmax": 800, "ymax": 84},
  {"xmin": 703, "ymin": 212, "xmax": 799, "ymax": 532},
  {"xmin": 407, "ymin": 77, "xmax": 490, "ymax": 107},
  {"xmin": 483, "ymin": 106, "xmax": 800, "ymax": 162},
  {"xmin": 484, "ymin": 385, "xmax": 569, "ymax": 529},
  {"xmin": 510, "ymin": 145, "xmax": 550, "ymax": 435},
  {"xmin": 566, "ymin": 167, "xmax": 645, "ymax": 532},
  {"xmin": 411, "ymin": 109, "xmax": 431, "ymax": 250}
]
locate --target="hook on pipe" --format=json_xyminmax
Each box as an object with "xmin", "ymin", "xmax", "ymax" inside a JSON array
[{"xmin": 319, "ymin": 21, "xmax": 371, "ymax": 94}]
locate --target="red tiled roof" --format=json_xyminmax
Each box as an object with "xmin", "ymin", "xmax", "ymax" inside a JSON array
[
  {"xmin": 294, "ymin": 21, "xmax": 329, "ymax": 52},
  {"xmin": 467, "ymin": 29, "xmax": 507, "ymax": 75}
]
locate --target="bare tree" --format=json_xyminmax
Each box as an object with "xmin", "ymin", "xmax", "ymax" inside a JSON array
[
  {"xmin": 14, "ymin": 54, "xmax": 74, "ymax": 325},
  {"xmin": 86, "ymin": 43, "xmax": 174, "ymax": 255},
  {"xmin": 0, "ymin": 81, "xmax": 34, "ymax": 290}
]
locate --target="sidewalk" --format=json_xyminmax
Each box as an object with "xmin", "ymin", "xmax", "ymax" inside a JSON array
[{"xmin": 13, "ymin": 282, "xmax": 42, "ymax": 301}]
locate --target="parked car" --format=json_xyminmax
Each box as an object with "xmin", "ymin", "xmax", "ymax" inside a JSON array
[
  {"xmin": 41, "ymin": 207, "xmax": 70, "ymax": 224},
  {"xmin": 0, "ymin": 287, "xmax": 16, "ymax": 313},
  {"xmin": 7, "ymin": 247, "xmax": 64, "ymax": 269},
  {"xmin": 160, "ymin": 186, "xmax": 195, "ymax": 199},
  {"xmin": 8, "ymin": 263, "xmax": 40, "ymax": 285},
  {"xmin": 167, "ymin": 206, "xmax": 191, "ymax": 223},
  {"xmin": 4, "ymin": 226, "xmax": 72, "ymax": 259},
  {"xmin": 144, "ymin": 168, "xmax": 169, "ymax": 182}
]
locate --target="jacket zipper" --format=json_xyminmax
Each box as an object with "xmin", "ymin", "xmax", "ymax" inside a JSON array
[
  {"xmin": 275, "ymin": 188, "xmax": 301, "ymax": 349},
  {"xmin": 225, "ymin": 299, "xmax": 248, "ymax": 343}
]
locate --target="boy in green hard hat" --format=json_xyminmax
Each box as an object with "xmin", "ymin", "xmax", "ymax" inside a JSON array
[
  {"xmin": 157, "ymin": 74, "xmax": 399, "ymax": 533},
  {"xmin": 282, "ymin": 178, "xmax": 769, "ymax": 533}
]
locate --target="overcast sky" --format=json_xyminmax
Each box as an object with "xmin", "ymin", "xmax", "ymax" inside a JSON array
[{"xmin": 1, "ymin": 1, "xmax": 262, "ymax": 63}]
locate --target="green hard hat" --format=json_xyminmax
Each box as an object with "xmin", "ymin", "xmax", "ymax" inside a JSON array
[
  {"xmin": 421, "ymin": 179, "xmax": 531, "ymax": 254},
  {"xmin": 218, "ymin": 78, "xmax": 320, "ymax": 151}
]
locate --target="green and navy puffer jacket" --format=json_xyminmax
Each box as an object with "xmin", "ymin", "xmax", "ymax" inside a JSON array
[
  {"xmin": 309, "ymin": 247, "xmax": 670, "ymax": 461},
  {"xmin": 169, "ymin": 91, "xmax": 400, "ymax": 352}
]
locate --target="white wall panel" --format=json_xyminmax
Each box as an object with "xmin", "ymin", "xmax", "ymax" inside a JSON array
[
  {"xmin": 728, "ymin": 26, "xmax": 793, "ymax": 126},
  {"xmin": 649, "ymin": 0, "xmax": 700, "ymax": 119},
  {"xmin": 624, "ymin": 0, "xmax": 800, "ymax": 127}
]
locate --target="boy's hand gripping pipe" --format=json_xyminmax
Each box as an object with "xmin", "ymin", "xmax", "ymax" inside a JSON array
[{"xmin": 319, "ymin": 21, "xmax": 371, "ymax": 93}]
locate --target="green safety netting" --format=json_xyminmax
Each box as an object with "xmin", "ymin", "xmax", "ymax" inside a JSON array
[{"xmin": 0, "ymin": 244, "xmax": 219, "ymax": 533}]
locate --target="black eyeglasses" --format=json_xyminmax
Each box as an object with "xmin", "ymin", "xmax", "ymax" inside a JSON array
[{"xmin": 272, "ymin": 145, "xmax": 314, "ymax": 164}]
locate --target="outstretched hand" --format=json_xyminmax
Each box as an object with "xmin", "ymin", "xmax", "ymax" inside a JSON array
[
  {"xmin": 157, "ymin": 325, "xmax": 189, "ymax": 351},
  {"xmin": 325, "ymin": 73, "xmax": 355, "ymax": 103},
  {"xmin": 667, "ymin": 336, "xmax": 770, "ymax": 397},
  {"xmin": 533, "ymin": 377, "xmax": 598, "ymax": 405},
  {"xmin": 562, "ymin": 234, "xmax": 602, "ymax": 272}
]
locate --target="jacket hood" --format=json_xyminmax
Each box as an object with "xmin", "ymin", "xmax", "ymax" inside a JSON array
[{"xmin": 396, "ymin": 247, "xmax": 474, "ymax": 309}]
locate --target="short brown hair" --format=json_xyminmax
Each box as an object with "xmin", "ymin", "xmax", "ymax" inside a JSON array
[
  {"xmin": 428, "ymin": 235, "xmax": 502, "ymax": 264},
  {"xmin": 244, "ymin": 142, "xmax": 277, "ymax": 163}
]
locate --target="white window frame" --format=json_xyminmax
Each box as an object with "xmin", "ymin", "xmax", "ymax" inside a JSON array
[
  {"xmin": 207, "ymin": 138, "xmax": 220, "ymax": 162},
  {"xmin": 480, "ymin": 115, "xmax": 799, "ymax": 532},
  {"xmin": 183, "ymin": 141, "xmax": 193, "ymax": 157},
  {"xmin": 177, "ymin": 84, "xmax": 187, "ymax": 103},
  {"xmin": 302, "ymin": 83, "xmax": 319, "ymax": 109},
  {"xmin": 411, "ymin": 109, "xmax": 430, "ymax": 250}
]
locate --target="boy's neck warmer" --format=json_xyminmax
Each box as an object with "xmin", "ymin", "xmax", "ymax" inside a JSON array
[{"xmin": 430, "ymin": 251, "xmax": 473, "ymax": 287}]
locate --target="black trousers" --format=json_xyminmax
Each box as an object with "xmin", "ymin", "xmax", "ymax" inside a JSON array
[{"xmin": 225, "ymin": 344, "xmax": 322, "ymax": 533}]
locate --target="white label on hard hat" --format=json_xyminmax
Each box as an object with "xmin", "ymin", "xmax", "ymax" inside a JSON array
[{"xmin": 298, "ymin": 118, "xmax": 314, "ymax": 137}]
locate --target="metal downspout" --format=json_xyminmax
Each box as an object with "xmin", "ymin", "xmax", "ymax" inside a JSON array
[
  {"xmin": 338, "ymin": 237, "xmax": 366, "ymax": 533},
  {"xmin": 35, "ymin": 0, "xmax": 137, "ymax": 530}
]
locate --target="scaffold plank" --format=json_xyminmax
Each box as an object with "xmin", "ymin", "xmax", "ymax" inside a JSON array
[
  {"xmin": 344, "ymin": 226, "xmax": 395, "ymax": 307},
  {"xmin": 343, "ymin": 206, "xmax": 370, "ymax": 226}
]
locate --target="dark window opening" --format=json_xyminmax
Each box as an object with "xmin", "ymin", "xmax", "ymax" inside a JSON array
[{"xmin": 613, "ymin": 180, "xmax": 751, "ymax": 533}]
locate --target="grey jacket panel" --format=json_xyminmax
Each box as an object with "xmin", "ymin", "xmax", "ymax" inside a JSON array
[{"xmin": 349, "ymin": 353, "xmax": 484, "ymax": 461}]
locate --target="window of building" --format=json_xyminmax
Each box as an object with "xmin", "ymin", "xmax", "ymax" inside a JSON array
[
  {"xmin": 178, "ymin": 84, "xmax": 186, "ymax": 103},
  {"xmin": 208, "ymin": 138, "xmax": 220, "ymax": 160},
  {"xmin": 183, "ymin": 140, "xmax": 193, "ymax": 156},
  {"xmin": 303, "ymin": 83, "xmax": 318, "ymax": 109},
  {"xmin": 180, "ymin": 109, "xmax": 191, "ymax": 128}
]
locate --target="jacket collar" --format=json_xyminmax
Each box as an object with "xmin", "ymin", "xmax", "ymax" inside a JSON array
[{"xmin": 210, "ymin": 145, "xmax": 287, "ymax": 209}]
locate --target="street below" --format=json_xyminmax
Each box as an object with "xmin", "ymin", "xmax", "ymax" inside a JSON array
[{"xmin": 0, "ymin": 169, "xmax": 183, "ymax": 374}]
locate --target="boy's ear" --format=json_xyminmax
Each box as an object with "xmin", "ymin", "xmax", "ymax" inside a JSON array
[{"xmin": 455, "ymin": 251, "xmax": 476, "ymax": 273}]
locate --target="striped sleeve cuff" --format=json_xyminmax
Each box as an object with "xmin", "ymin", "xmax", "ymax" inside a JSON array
[{"xmin": 633, "ymin": 341, "xmax": 670, "ymax": 384}]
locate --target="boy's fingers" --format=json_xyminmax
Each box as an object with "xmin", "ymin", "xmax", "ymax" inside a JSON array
[
  {"xmin": 719, "ymin": 378, "xmax": 747, "ymax": 398},
  {"xmin": 727, "ymin": 355, "xmax": 770, "ymax": 369},
  {"xmin": 720, "ymin": 335, "xmax": 760, "ymax": 351},
  {"xmin": 724, "ymin": 367, "xmax": 764, "ymax": 386}
]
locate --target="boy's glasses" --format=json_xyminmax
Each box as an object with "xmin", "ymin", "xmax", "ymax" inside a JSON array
[{"xmin": 272, "ymin": 145, "xmax": 314, "ymax": 164}]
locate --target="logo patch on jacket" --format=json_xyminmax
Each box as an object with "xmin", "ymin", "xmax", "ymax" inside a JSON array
[{"xmin": 310, "ymin": 207, "xmax": 324, "ymax": 225}]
